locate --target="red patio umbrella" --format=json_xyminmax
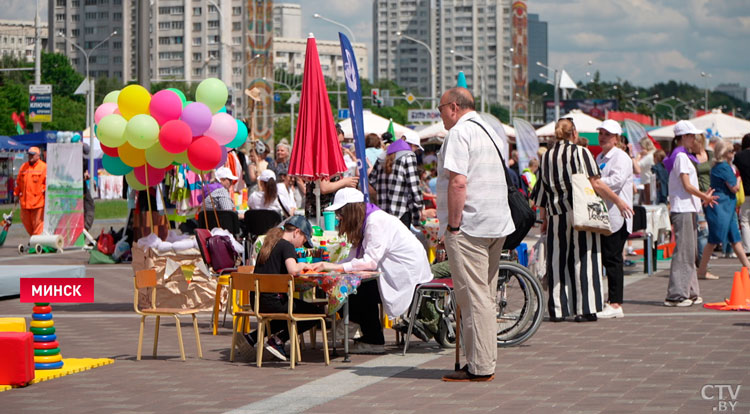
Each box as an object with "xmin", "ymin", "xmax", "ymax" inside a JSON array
[
  {"xmin": 288, "ymin": 34, "xmax": 347, "ymax": 223},
  {"xmin": 288, "ymin": 34, "xmax": 347, "ymax": 181}
]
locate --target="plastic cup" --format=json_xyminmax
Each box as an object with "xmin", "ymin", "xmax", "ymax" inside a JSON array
[
  {"xmin": 312, "ymin": 226, "xmax": 324, "ymax": 237},
  {"xmin": 323, "ymin": 211, "xmax": 337, "ymax": 231}
]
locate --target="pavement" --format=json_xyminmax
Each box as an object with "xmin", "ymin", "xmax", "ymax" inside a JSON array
[{"xmin": 0, "ymin": 220, "xmax": 749, "ymax": 414}]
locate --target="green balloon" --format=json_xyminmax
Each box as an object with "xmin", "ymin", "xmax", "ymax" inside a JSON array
[
  {"xmin": 167, "ymin": 88, "xmax": 187, "ymax": 107},
  {"xmin": 102, "ymin": 154, "xmax": 133, "ymax": 176},
  {"xmin": 226, "ymin": 120, "xmax": 248, "ymax": 149},
  {"xmin": 174, "ymin": 151, "xmax": 190, "ymax": 165},
  {"xmin": 218, "ymin": 106, "xmax": 227, "ymax": 113},
  {"xmin": 145, "ymin": 143, "xmax": 176, "ymax": 168},
  {"xmin": 125, "ymin": 114, "xmax": 160, "ymax": 149},
  {"xmin": 97, "ymin": 114, "xmax": 128, "ymax": 147},
  {"xmin": 125, "ymin": 171, "xmax": 147, "ymax": 190},
  {"xmin": 103, "ymin": 90, "xmax": 120, "ymax": 104},
  {"xmin": 195, "ymin": 78, "xmax": 228, "ymax": 114}
]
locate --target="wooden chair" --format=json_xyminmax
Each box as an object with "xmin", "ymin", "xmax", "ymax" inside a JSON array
[
  {"xmin": 134, "ymin": 269, "xmax": 203, "ymax": 361},
  {"xmin": 229, "ymin": 272, "xmax": 329, "ymax": 369}
]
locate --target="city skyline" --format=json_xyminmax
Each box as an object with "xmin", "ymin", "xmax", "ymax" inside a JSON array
[{"xmin": 5, "ymin": 0, "xmax": 749, "ymax": 91}]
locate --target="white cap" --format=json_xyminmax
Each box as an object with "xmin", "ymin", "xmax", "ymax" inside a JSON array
[
  {"xmin": 215, "ymin": 167, "xmax": 237, "ymax": 181},
  {"xmin": 402, "ymin": 130, "xmax": 424, "ymax": 151},
  {"xmin": 325, "ymin": 188, "xmax": 365, "ymax": 211},
  {"xmin": 597, "ymin": 119, "xmax": 623, "ymax": 135},
  {"xmin": 673, "ymin": 120, "xmax": 703, "ymax": 136},
  {"xmin": 258, "ymin": 169, "xmax": 276, "ymax": 182}
]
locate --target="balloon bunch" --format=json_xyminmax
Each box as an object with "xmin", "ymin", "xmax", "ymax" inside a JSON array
[{"xmin": 94, "ymin": 78, "xmax": 249, "ymax": 190}]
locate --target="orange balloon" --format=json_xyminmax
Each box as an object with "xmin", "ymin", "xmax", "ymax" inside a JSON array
[{"xmin": 118, "ymin": 142, "xmax": 146, "ymax": 167}]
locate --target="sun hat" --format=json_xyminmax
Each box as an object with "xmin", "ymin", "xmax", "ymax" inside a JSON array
[
  {"xmin": 402, "ymin": 131, "xmax": 424, "ymax": 151},
  {"xmin": 215, "ymin": 167, "xmax": 237, "ymax": 181},
  {"xmin": 283, "ymin": 215, "xmax": 314, "ymax": 248},
  {"xmin": 673, "ymin": 120, "xmax": 703, "ymax": 137},
  {"xmin": 325, "ymin": 188, "xmax": 365, "ymax": 211},
  {"xmin": 258, "ymin": 169, "xmax": 276, "ymax": 182},
  {"xmin": 597, "ymin": 119, "xmax": 623, "ymax": 135}
]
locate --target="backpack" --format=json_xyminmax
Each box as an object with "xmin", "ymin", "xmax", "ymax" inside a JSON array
[
  {"xmin": 206, "ymin": 235, "xmax": 238, "ymax": 272},
  {"xmin": 97, "ymin": 229, "xmax": 115, "ymax": 255}
]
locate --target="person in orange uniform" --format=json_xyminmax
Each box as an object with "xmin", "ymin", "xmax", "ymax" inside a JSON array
[{"xmin": 14, "ymin": 146, "xmax": 46, "ymax": 236}]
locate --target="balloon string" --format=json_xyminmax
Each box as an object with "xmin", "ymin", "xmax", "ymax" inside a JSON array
[
  {"xmin": 145, "ymin": 166, "xmax": 154, "ymax": 235},
  {"xmin": 199, "ymin": 173, "xmax": 209, "ymax": 230},
  {"xmin": 157, "ymin": 180, "xmax": 173, "ymax": 230}
]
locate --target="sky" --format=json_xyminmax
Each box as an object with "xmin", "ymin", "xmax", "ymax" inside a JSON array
[{"xmin": 6, "ymin": 0, "xmax": 749, "ymax": 90}]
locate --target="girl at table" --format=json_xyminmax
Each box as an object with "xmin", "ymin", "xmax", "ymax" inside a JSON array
[
  {"xmin": 237, "ymin": 215, "xmax": 322, "ymax": 361},
  {"xmin": 311, "ymin": 188, "xmax": 433, "ymax": 354}
]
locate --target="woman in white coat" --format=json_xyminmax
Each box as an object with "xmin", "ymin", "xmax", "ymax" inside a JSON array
[{"xmin": 312, "ymin": 188, "xmax": 432, "ymax": 354}]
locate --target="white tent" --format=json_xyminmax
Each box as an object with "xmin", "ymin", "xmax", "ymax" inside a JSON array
[
  {"xmin": 535, "ymin": 109, "xmax": 604, "ymax": 137},
  {"xmin": 416, "ymin": 114, "xmax": 516, "ymax": 141},
  {"xmin": 339, "ymin": 110, "xmax": 415, "ymax": 140},
  {"xmin": 649, "ymin": 109, "xmax": 750, "ymax": 141}
]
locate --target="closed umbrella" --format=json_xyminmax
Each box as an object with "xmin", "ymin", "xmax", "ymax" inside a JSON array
[{"xmin": 288, "ymin": 34, "xmax": 347, "ymax": 222}]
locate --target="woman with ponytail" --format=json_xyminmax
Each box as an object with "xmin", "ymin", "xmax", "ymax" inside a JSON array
[{"xmin": 248, "ymin": 169, "xmax": 283, "ymax": 214}]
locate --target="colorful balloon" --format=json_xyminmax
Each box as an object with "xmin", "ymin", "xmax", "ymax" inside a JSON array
[
  {"xmin": 102, "ymin": 154, "xmax": 133, "ymax": 176},
  {"xmin": 100, "ymin": 143, "xmax": 118, "ymax": 157},
  {"xmin": 158, "ymin": 120, "xmax": 192, "ymax": 154},
  {"xmin": 125, "ymin": 171, "xmax": 147, "ymax": 190},
  {"xmin": 226, "ymin": 120, "xmax": 248, "ymax": 149},
  {"xmin": 133, "ymin": 164, "xmax": 167, "ymax": 187},
  {"xmin": 187, "ymin": 136, "xmax": 221, "ymax": 171},
  {"xmin": 174, "ymin": 150, "xmax": 189, "ymax": 165},
  {"xmin": 149, "ymin": 90, "xmax": 183, "ymax": 125},
  {"xmin": 195, "ymin": 78, "xmax": 229, "ymax": 114},
  {"xmin": 204, "ymin": 113, "xmax": 238, "ymax": 145},
  {"xmin": 118, "ymin": 142, "xmax": 146, "ymax": 167},
  {"xmin": 124, "ymin": 114, "xmax": 160, "ymax": 149},
  {"xmin": 167, "ymin": 88, "xmax": 187, "ymax": 107},
  {"xmin": 117, "ymin": 84, "xmax": 151, "ymax": 120},
  {"xmin": 94, "ymin": 102, "xmax": 118, "ymax": 124},
  {"xmin": 215, "ymin": 145, "xmax": 228, "ymax": 170},
  {"xmin": 96, "ymin": 114, "xmax": 128, "ymax": 147},
  {"xmin": 218, "ymin": 106, "xmax": 227, "ymax": 113},
  {"xmin": 102, "ymin": 90, "xmax": 120, "ymax": 104},
  {"xmin": 181, "ymin": 102, "xmax": 213, "ymax": 137},
  {"xmin": 145, "ymin": 143, "xmax": 176, "ymax": 169}
]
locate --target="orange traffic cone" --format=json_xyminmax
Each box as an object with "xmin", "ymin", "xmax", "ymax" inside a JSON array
[
  {"xmin": 704, "ymin": 271, "xmax": 750, "ymax": 311},
  {"xmin": 743, "ymin": 267, "xmax": 750, "ymax": 304}
]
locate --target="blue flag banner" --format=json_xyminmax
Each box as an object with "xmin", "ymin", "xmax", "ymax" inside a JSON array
[{"xmin": 338, "ymin": 33, "xmax": 369, "ymax": 202}]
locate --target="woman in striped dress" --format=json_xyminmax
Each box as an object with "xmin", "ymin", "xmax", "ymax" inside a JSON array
[{"xmin": 532, "ymin": 118, "xmax": 633, "ymax": 322}]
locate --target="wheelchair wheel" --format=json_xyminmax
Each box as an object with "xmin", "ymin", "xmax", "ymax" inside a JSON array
[
  {"xmin": 436, "ymin": 313, "xmax": 456, "ymax": 348},
  {"xmin": 496, "ymin": 261, "xmax": 543, "ymax": 347}
]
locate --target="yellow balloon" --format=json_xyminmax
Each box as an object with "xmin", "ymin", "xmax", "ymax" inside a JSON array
[
  {"xmin": 125, "ymin": 171, "xmax": 147, "ymax": 190},
  {"xmin": 117, "ymin": 84, "xmax": 151, "ymax": 120},
  {"xmin": 119, "ymin": 142, "xmax": 146, "ymax": 167}
]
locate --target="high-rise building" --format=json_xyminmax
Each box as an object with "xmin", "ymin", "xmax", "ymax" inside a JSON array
[
  {"xmin": 0, "ymin": 19, "xmax": 48, "ymax": 62},
  {"xmin": 273, "ymin": 3, "xmax": 301, "ymax": 39},
  {"xmin": 715, "ymin": 83, "xmax": 747, "ymax": 103},
  {"xmin": 373, "ymin": 0, "xmax": 518, "ymax": 108},
  {"xmin": 527, "ymin": 13, "xmax": 547, "ymax": 85}
]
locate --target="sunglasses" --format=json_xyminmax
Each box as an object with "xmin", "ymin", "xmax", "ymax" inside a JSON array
[{"xmin": 438, "ymin": 101, "xmax": 456, "ymax": 112}]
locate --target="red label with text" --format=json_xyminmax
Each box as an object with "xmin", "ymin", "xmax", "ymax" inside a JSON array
[{"xmin": 20, "ymin": 278, "xmax": 95, "ymax": 303}]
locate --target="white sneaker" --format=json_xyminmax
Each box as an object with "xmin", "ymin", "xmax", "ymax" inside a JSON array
[
  {"xmin": 664, "ymin": 298, "xmax": 693, "ymax": 307},
  {"xmin": 349, "ymin": 340, "xmax": 386, "ymax": 354},
  {"xmin": 596, "ymin": 304, "xmax": 624, "ymax": 319},
  {"xmin": 333, "ymin": 321, "xmax": 361, "ymax": 340},
  {"xmin": 691, "ymin": 296, "xmax": 703, "ymax": 305}
]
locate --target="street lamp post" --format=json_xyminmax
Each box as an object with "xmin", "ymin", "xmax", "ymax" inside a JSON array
[
  {"xmin": 265, "ymin": 78, "xmax": 301, "ymax": 143},
  {"xmin": 206, "ymin": 0, "xmax": 228, "ymax": 87},
  {"xmin": 700, "ymin": 71, "xmax": 712, "ymax": 111},
  {"xmin": 504, "ymin": 63, "xmax": 520, "ymax": 120},
  {"xmin": 537, "ymin": 61, "xmax": 560, "ymax": 120},
  {"xmin": 450, "ymin": 49, "xmax": 486, "ymax": 113},
  {"xmin": 57, "ymin": 30, "xmax": 117, "ymax": 195},
  {"xmin": 312, "ymin": 13, "xmax": 356, "ymax": 43},
  {"xmin": 396, "ymin": 31, "xmax": 435, "ymax": 109}
]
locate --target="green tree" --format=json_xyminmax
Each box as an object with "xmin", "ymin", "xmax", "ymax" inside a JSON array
[
  {"xmin": 273, "ymin": 116, "xmax": 291, "ymax": 144},
  {"xmin": 47, "ymin": 95, "xmax": 86, "ymax": 131},
  {"xmin": 41, "ymin": 52, "xmax": 84, "ymax": 98}
]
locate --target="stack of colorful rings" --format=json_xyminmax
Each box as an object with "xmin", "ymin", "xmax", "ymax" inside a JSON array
[{"xmin": 31, "ymin": 303, "xmax": 63, "ymax": 369}]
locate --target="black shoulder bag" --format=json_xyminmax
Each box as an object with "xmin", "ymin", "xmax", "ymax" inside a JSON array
[{"xmin": 468, "ymin": 119, "xmax": 535, "ymax": 250}]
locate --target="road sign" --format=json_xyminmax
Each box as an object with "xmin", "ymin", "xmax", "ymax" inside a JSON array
[
  {"xmin": 274, "ymin": 93, "xmax": 281, "ymax": 102},
  {"xmin": 338, "ymin": 108, "xmax": 350, "ymax": 119},
  {"xmin": 407, "ymin": 109, "xmax": 440, "ymax": 123},
  {"xmin": 29, "ymin": 84, "xmax": 52, "ymax": 123},
  {"xmin": 286, "ymin": 93, "xmax": 299, "ymax": 105},
  {"xmin": 405, "ymin": 93, "xmax": 416, "ymax": 104}
]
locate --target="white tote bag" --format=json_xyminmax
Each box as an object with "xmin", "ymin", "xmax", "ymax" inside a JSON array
[{"xmin": 572, "ymin": 147, "xmax": 613, "ymax": 235}]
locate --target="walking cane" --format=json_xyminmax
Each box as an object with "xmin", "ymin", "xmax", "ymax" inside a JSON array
[{"xmin": 454, "ymin": 304, "xmax": 461, "ymax": 371}]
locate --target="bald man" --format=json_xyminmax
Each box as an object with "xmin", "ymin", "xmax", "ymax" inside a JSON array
[{"xmin": 436, "ymin": 88, "xmax": 514, "ymax": 382}]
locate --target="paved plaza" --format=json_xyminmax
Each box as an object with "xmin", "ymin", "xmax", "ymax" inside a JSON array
[{"xmin": 0, "ymin": 221, "xmax": 748, "ymax": 414}]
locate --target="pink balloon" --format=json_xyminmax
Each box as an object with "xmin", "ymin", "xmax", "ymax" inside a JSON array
[
  {"xmin": 95, "ymin": 103, "xmax": 118, "ymax": 124},
  {"xmin": 204, "ymin": 113, "xmax": 239, "ymax": 145},
  {"xmin": 158, "ymin": 119, "xmax": 193, "ymax": 154},
  {"xmin": 114, "ymin": 108, "xmax": 121, "ymax": 115},
  {"xmin": 214, "ymin": 145, "xmax": 228, "ymax": 170},
  {"xmin": 181, "ymin": 102, "xmax": 213, "ymax": 137},
  {"xmin": 133, "ymin": 164, "xmax": 167, "ymax": 187},
  {"xmin": 187, "ymin": 136, "xmax": 221, "ymax": 171},
  {"xmin": 149, "ymin": 90, "xmax": 183, "ymax": 125}
]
